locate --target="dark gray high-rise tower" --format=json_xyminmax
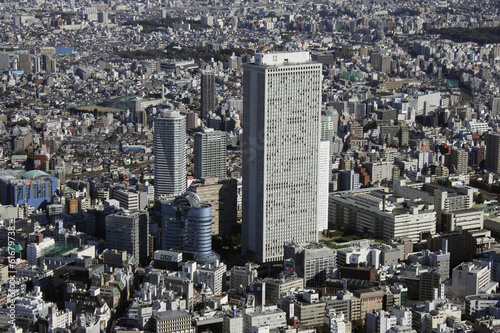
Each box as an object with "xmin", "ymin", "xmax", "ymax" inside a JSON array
[
  {"xmin": 486, "ymin": 132, "xmax": 500, "ymax": 174},
  {"xmin": 106, "ymin": 211, "xmax": 149, "ymax": 265},
  {"xmin": 201, "ymin": 71, "xmax": 216, "ymax": 119}
]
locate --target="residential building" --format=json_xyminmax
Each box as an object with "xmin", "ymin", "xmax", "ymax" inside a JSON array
[
  {"xmin": 194, "ymin": 129, "xmax": 226, "ymax": 180},
  {"xmin": 201, "ymin": 71, "xmax": 216, "ymax": 119},
  {"xmin": 154, "ymin": 111, "xmax": 186, "ymax": 198},
  {"xmin": 450, "ymin": 147, "xmax": 468, "ymax": 175}
]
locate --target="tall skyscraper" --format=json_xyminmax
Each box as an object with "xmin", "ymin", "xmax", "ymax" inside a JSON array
[
  {"xmin": 106, "ymin": 211, "xmax": 149, "ymax": 265},
  {"xmin": 201, "ymin": 71, "xmax": 216, "ymax": 119},
  {"xmin": 194, "ymin": 128, "xmax": 226, "ymax": 180},
  {"xmin": 161, "ymin": 192, "xmax": 219, "ymax": 264},
  {"xmin": 242, "ymin": 52, "xmax": 322, "ymax": 263},
  {"xmin": 486, "ymin": 132, "xmax": 500, "ymax": 174},
  {"xmin": 318, "ymin": 140, "xmax": 330, "ymax": 232},
  {"xmin": 154, "ymin": 111, "xmax": 186, "ymax": 198}
]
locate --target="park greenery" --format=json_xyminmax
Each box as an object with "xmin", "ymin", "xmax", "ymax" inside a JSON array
[
  {"xmin": 117, "ymin": 44, "xmax": 254, "ymax": 63},
  {"xmin": 428, "ymin": 26, "xmax": 500, "ymax": 45}
]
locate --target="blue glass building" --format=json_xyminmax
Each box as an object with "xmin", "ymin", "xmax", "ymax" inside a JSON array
[{"xmin": 161, "ymin": 192, "xmax": 219, "ymax": 264}]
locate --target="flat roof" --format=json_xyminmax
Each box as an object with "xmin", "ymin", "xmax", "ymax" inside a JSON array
[{"xmin": 156, "ymin": 310, "xmax": 190, "ymax": 320}]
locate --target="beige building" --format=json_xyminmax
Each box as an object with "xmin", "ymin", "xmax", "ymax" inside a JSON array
[
  {"xmin": 188, "ymin": 177, "xmax": 238, "ymax": 235},
  {"xmin": 263, "ymin": 275, "xmax": 304, "ymax": 305},
  {"xmin": 152, "ymin": 310, "xmax": 195, "ymax": 333}
]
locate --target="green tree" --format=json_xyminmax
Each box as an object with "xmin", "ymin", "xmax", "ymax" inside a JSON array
[{"xmin": 476, "ymin": 193, "xmax": 485, "ymax": 204}]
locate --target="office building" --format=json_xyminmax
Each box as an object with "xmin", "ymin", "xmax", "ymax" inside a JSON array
[
  {"xmin": 321, "ymin": 111, "xmax": 335, "ymax": 141},
  {"xmin": 318, "ymin": 140, "xmax": 330, "ymax": 232},
  {"xmin": 338, "ymin": 170, "xmax": 360, "ymax": 191},
  {"xmin": 112, "ymin": 187, "xmax": 147, "ymax": 211},
  {"xmin": 263, "ymin": 275, "xmax": 304, "ymax": 305},
  {"xmin": 419, "ymin": 271, "xmax": 442, "ymax": 301},
  {"xmin": 97, "ymin": 11, "xmax": 108, "ymax": 24},
  {"xmin": 105, "ymin": 211, "xmax": 149, "ymax": 265},
  {"xmin": 223, "ymin": 314, "xmax": 244, "ymax": 333},
  {"xmin": 189, "ymin": 178, "xmax": 223, "ymax": 235},
  {"xmin": 161, "ymin": 192, "xmax": 219, "ymax": 264},
  {"xmin": 230, "ymin": 263, "xmax": 258, "ymax": 290},
  {"xmin": 281, "ymin": 291, "xmax": 327, "ymax": 327},
  {"xmin": 328, "ymin": 190, "xmax": 436, "ymax": 242},
  {"xmin": 284, "ymin": 242, "xmax": 337, "ymax": 288},
  {"xmin": 452, "ymin": 262, "xmax": 496, "ymax": 298},
  {"xmin": 201, "ymin": 71, "xmax": 216, "ymax": 119},
  {"xmin": 152, "ymin": 310, "xmax": 195, "ymax": 333},
  {"xmin": 242, "ymin": 52, "xmax": 322, "ymax": 263},
  {"xmin": 427, "ymin": 232, "xmax": 477, "ymax": 277},
  {"xmin": 194, "ymin": 129, "xmax": 226, "ymax": 180},
  {"xmin": 189, "ymin": 177, "xmax": 238, "ymax": 236},
  {"xmin": 393, "ymin": 179, "xmax": 481, "ymax": 233},
  {"xmin": 243, "ymin": 305, "xmax": 286, "ymax": 332},
  {"xmin": 324, "ymin": 309, "xmax": 351, "ymax": 333},
  {"xmin": 486, "ymin": 132, "xmax": 500, "ymax": 174},
  {"xmin": 154, "ymin": 111, "xmax": 186, "ymax": 198},
  {"xmin": 186, "ymin": 111, "xmax": 199, "ymax": 130},
  {"xmin": 27, "ymin": 237, "xmax": 56, "ymax": 265}
]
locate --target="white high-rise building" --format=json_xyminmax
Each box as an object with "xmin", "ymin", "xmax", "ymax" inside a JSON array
[
  {"xmin": 318, "ymin": 140, "xmax": 330, "ymax": 232},
  {"xmin": 154, "ymin": 111, "xmax": 186, "ymax": 198},
  {"xmin": 242, "ymin": 52, "xmax": 322, "ymax": 263}
]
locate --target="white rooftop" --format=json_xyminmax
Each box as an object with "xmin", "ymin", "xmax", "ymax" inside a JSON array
[{"xmin": 254, "ymin": 51, "xmax": 311, "ymax": 66}]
